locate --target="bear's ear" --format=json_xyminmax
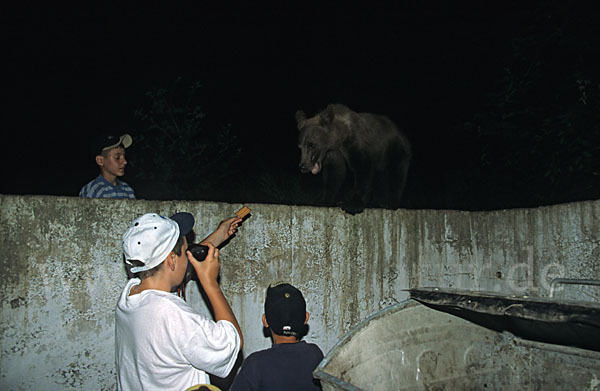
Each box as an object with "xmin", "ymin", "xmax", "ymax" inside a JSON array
[
  {"xmin": 295, "ymin": 110, "xmax": 306, "ymax": 130},
  {"xmin": 320, "ymin": 104, "xmax": 336, "ymax": 126}
]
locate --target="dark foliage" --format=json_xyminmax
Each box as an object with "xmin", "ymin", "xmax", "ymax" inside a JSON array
[
  {"xmin": 457, "ymin": 2, "xmax": 600, "ymax": 210},
  {"xmin": 128, "ymin": 78, "xmax": 242, "ymax": 201}
]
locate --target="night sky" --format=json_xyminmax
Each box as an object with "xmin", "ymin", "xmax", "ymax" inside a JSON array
[{"xmin": 3, "ymin": 3, "xmax": 598, "ymax": 210}]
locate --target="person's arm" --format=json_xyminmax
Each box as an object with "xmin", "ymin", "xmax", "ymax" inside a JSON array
[
  {"xmin": 201, "ymin": 217, "xmax": 242, "ymax": 248},
  {"xmin": 188, "ymin": 243, "xmax": 244, "ymax": 349}
]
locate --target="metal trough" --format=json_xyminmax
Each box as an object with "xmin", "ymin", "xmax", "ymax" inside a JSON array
[{"xmin": 314, "ymin": 289, "xmax": 600, "ymax": 391}]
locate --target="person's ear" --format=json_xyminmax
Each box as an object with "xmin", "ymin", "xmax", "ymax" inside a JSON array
[
  {"xmin": 305, "ymin": 312, "xmax": 310, "ymax": 325},
  {"xmin": 167, "ymin": 253, "xmax": 176, "ymax": 271},
  {"xmin": 95, "ymin": 155, "xmax": 104, "ymax": 167},
  {"xmin": 262, "ymin": 314, "xmax": 269, "ymax": 328}
]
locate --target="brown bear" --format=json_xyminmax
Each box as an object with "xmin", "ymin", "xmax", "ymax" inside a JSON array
[{"xmin": 296, "ymin": 103, "xmax": 411, "ymax": 214}]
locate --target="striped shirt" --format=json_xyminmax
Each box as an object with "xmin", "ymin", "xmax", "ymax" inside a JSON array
[{"xmin": 79, "ymin": 175, "xmax": 136, "ymax": 199}]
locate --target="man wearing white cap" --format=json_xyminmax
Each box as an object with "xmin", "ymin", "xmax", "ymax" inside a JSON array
[
  {"xmin": 116, "ymin": 212, "xmax": 244, "ymax": 390},
  {"xmin": 79, "ymin": 133, "xmax": 136, "ymax": 199}
]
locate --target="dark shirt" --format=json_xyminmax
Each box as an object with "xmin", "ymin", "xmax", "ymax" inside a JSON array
[{"xmin": 231, "ymin": 341, "xmax": 324, "ymax": 391}]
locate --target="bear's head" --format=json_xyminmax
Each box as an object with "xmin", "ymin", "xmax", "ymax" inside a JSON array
[{"xmin": 296, "ymin": 106, "xmax": 339, "ymax": 175}]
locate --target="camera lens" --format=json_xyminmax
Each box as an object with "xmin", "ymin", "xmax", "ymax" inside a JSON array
[{"xmin": 188, "ymin": 243, "xmax": 208, "ymax": 261}]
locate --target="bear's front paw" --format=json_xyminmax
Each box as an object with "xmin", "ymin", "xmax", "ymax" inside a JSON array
[{"xmin": 341, "ymin": 200, "xmax": 365, "ymax": 215}]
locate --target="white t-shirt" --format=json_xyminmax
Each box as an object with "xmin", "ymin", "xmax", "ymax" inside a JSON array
[{"xmin": 115, "ymin": 278, "xmax": 241, "ymax": 391}]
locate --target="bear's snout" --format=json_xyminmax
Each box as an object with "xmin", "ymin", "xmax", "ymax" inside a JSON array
[{"xmin": 299, "ymin": 162, "xmax": 311, "ymax": 173}]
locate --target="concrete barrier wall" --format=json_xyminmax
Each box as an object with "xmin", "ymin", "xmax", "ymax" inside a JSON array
[{"xmin": 1, "ymin": 195, "xmax": 598, "ymax": 390}]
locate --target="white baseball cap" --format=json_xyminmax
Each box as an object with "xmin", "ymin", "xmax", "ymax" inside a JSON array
[{"xmin": 122, "ymin": 213, "xmax": 180, "ymax": 273}]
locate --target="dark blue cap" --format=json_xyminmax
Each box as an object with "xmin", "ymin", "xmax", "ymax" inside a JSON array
[
  {"xmin": 170, "ymin": 212, "xmax": 195, "ymax": 237},
  {"xmin": 265, "ymin": 282, "xmax": 307, "ymax": 337}
]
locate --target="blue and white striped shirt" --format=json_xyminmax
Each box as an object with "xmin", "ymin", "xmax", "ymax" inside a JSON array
[{"xmin": 79, "ymin": 175, "xmax": 136, "ymax": 199}]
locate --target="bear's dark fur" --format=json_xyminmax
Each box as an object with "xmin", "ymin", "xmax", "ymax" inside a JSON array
[{"xmin": 296, "ymin": 103, "xmax": 411, "ymax": 214}]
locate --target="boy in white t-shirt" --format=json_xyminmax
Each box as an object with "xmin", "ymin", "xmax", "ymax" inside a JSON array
[{"xmin": 116, "ymin": 212, "xmax": 244, "ymax": 390}]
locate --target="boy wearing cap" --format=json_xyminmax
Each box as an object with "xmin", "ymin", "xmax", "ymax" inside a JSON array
[
  {"xmin": 79, "ymin": 133, "xmax": 136, "ymax": 199},
  {"xmin": 230, "ymin": 282, "xmax": 324, "ymax": 391},
  {"xmin": 116, "ymin": 212, "xmax": 244, "ymax": 390}
]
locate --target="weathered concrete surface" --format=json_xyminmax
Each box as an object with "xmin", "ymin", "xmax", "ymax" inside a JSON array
[
  {"xmin": 315, "ymin": 300, "xmax": 600, "ymax": 391},
  {"xmin": 0, "ymin": 195, "xmax": 599, "ymax": 389}
]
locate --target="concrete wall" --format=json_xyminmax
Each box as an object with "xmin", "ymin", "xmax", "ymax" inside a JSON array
[{"xmin": 1, "ymin": 195, "xmax": 598, "ymax": 390}]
